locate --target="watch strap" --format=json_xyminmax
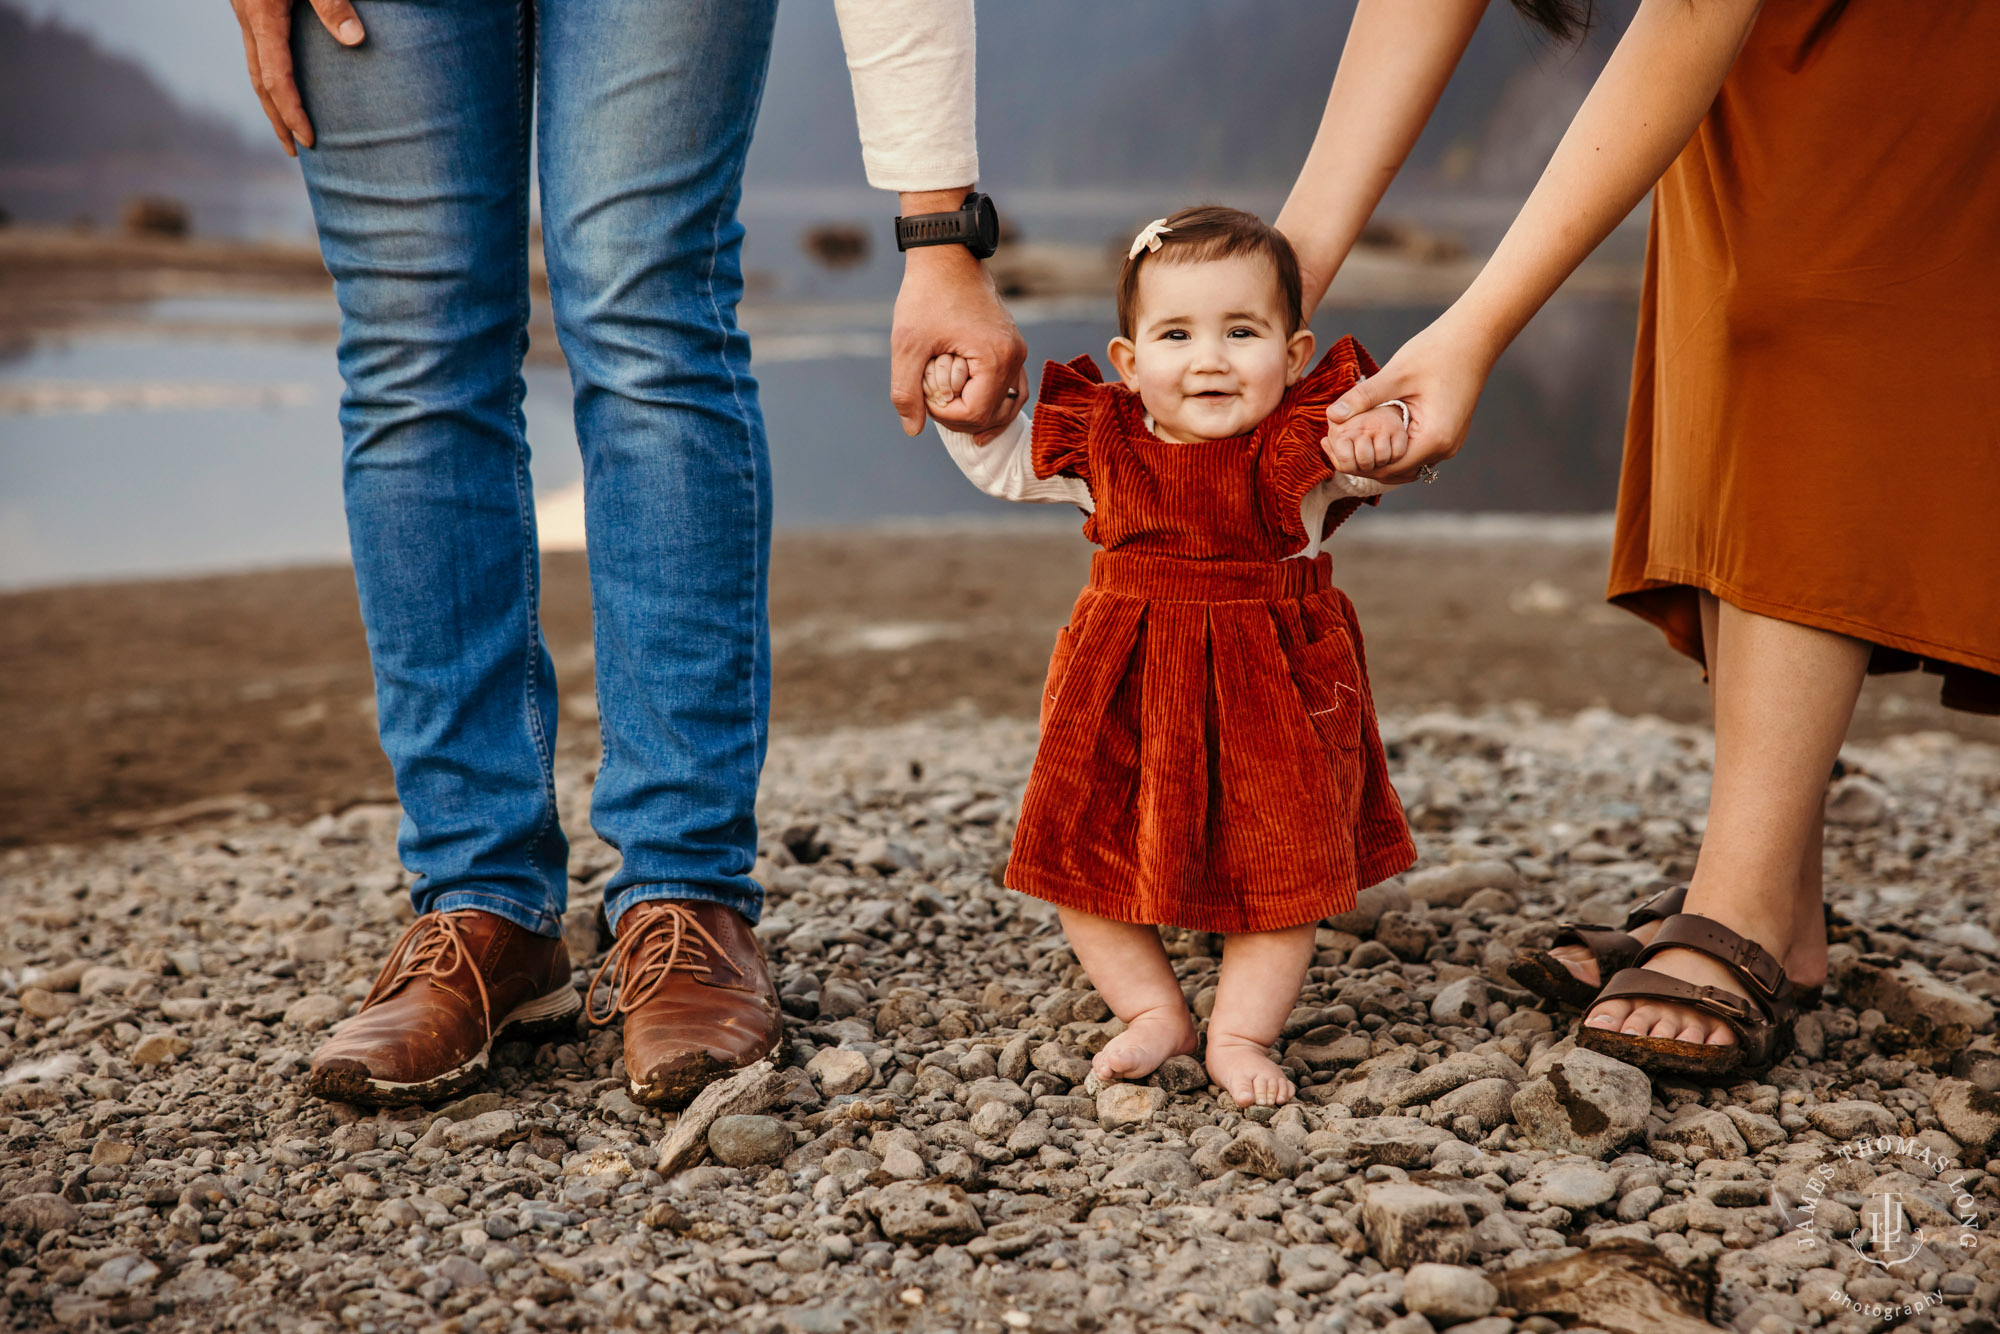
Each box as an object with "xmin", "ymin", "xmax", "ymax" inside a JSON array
[{"xmin": 896, "ymin": 210, "xmax": 975, "ymax": 251}]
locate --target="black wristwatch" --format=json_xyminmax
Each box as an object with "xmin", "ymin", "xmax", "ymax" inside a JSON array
[{"xmin": 895, "ymin": 191, "xmax": 1000, "ymax": 260}]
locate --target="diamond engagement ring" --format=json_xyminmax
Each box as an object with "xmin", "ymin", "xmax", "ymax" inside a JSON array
[{"xmin": 1416, "ymin": 463, "xmax": 1441, "ymax": 484}]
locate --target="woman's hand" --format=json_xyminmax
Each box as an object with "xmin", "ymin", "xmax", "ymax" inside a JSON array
[
  {"xmin": 229, "ymin": 0, "xmax": 366, "ymax": 156},
  {"xmin": 1322, "ymin": 314, "xmax": 1500, "ymax": 483}
]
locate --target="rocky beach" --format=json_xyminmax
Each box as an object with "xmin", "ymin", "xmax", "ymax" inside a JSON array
[
  {"xmin": 5, "ymin": 228, "xmax": 2000, "ymax": 1334},
  {"xmin": 4, "ymin": 674, "xmax": 1999, "ymax": 1332}
]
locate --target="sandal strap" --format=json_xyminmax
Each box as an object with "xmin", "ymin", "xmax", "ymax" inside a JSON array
[
  {"xmin": 1546, "ymin": 885, "xmax": 1688, "ymax": 960},
  {"xmin": 1594, "ymin": 964, "xmax": 1790, "ymax": 1067},
  {"xmin": 1635, "ymin": 912, "xmax": 1788, "ymax": 1001},
  {"xmin": 1623, "ymin": 884, "xmax": 1688, "ymax": 931},
  {"xmin": 1550, "ymin": 923, "xmax": 1634, "ymax": 955},
  {"xmin": 1596, "ymin": 966, "xmax": 1768, "ymax": 1030}
]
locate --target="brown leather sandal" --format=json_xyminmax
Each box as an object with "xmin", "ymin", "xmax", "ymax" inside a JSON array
[
  {"xmin": 1507, "ymin": 884, "xmax": 1688, "ymax": 1009},
  {"xmin": 1574, "ymin": 913, "xmax": 1798, "ymax": 1081}
]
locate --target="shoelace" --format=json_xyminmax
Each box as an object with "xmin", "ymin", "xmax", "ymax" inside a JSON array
[
  {"xmin": 359, "ymin": 911, "xmax": 493, "ymax": 1039},
  {"xmin": 585, "ymin": 903, "xmax": 727, "ymax": 1026}
]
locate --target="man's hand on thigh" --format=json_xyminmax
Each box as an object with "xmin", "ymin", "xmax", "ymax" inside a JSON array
[{"xmin": 229, "ymin": 0, "xmax": 367, "ymax": 155}]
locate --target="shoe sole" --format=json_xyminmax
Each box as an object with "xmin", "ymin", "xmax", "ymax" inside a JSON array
[
  {"xmin": 629, "ymin": 1029, "xmax": 788, "ymax": 1111},
  {"xmin": 307, "ymin": 984, "xmax": 583, "ymax": 1107}
]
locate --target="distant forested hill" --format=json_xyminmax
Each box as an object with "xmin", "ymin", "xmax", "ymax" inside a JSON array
[{"xmin": 0, "ymin": 2, "xmax": 254, "ymax": 167}]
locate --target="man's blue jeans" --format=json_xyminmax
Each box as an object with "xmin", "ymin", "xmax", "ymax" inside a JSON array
[{"xmin": 292, "ymin": 0, "xmax": 778, "ymax": 936}]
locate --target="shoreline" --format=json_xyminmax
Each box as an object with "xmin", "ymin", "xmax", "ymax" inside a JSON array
[{"xmin": 4, "ymin": 526, "xmax": 1994, "ymax": 850}]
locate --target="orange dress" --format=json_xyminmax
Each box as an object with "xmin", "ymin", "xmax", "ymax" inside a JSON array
[
  {"xmin": 1006, "ymin": 337, "xmax": 1416, "ymax": 934},
  {"xmin": 1609, "ymin": 1, "xmax": 2000, "ymax": 712}
]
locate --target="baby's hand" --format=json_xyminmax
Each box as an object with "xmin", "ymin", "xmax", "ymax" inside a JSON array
[
  {"xmin": 1323, "ymin": 402, "xmax": 1409, "ymax": 476},
  {"xmin": 925, "ymin": 354, "xmax": 1015, "ymax": 444}
]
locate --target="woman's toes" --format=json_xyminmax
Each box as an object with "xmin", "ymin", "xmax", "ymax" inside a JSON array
[
  {"xmin": 1620, "ymin": 1002, "xmax": 1661, "ymax": 1036},
  {"xmin": 1585, "ymin": 998, "xmax": 1630, "ymax": 1030},
  {"xmin": 1670, "ymin": 1014, "xmax": 1710, "ymax": 1045}
]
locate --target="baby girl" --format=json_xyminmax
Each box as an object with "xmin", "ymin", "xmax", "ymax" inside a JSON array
[{"xmin": 926, "ymin": 206, "xmax": 1418, "ymax": 1106}]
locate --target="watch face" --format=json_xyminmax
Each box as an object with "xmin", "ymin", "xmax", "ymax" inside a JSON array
[{"xmin": 971, "ymin": 194, "xmax": 1000, "ymax": 256}]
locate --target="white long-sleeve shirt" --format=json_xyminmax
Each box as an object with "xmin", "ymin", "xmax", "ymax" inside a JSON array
[
  {"xmin": 832, "ymin": 0, "xmax": 979, "ymax": 191},
  {"xmin": 937, "ymin": 413, "xmax": 1394, "ymax": 561}
]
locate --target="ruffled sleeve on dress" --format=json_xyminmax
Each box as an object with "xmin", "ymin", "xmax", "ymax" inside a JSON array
[
  {"xmin": 1261, "ymin": 335, "xmax": 1382, "ymax": 550},
  {"xmin": 1029, "ymin": 354, "xmax": 1107, "ymax": 485}
]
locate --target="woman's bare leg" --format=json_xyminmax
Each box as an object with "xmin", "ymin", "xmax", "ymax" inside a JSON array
[
  {"xmin": 1057, "ymin": 907, "xmax": 1198, "ymax": 1081},
  {"xmin": 1207, "ymin": 923, "xmax": 1318, "ymax": 1106},
  {"xmin": 1549, "ymin": 594, "xmax": 1830, "ymax": 992},
  {"xmin": 1586, "ymin": 595, "xmax": 1864, "ymax": 1043}
]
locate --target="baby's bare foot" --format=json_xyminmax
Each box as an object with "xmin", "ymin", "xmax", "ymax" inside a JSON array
[
  {"xmin": 1206, "ymin": 1032, "xmax": 1294, "ymax": 1108},
  {"xmin": 1091, "ymin": 1005, "xmax": 1197, "ymax": 1083}
]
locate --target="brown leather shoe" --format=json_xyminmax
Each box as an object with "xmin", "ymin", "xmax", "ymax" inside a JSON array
[
  {"xmin": 307, "ymin": 909, "xmax": 579, "ymax": 1105},
  {"xmin": 588, "ymin": 900, "xmax": 784, "ymax": 1109}
]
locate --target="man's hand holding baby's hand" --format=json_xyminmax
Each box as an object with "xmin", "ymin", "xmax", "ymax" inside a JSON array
[
  {"xmin": 1322, "ymin": 403, "xmax": 1409, "ymax": 476},
  {"xmin": 925, "ymin": 354, "xmax": 1021, "ymax": 445}
]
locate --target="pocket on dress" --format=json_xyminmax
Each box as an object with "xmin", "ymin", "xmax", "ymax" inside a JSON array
[
  {"xmin": 1287, "ymin": 628, "xmax": 1364, "ymax": 752},
  {"xmin": 1041, "ymin": 626, "xmax": 1078, "ymax": 732}
]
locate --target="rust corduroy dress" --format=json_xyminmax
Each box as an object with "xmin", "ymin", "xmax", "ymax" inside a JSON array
[
  {"xmin": 1609, "ymin": 2, "xmax": 2000, "ymax": 712},
  {"xmin": 1007, "ymin": 336, "xmax": 1416, "ymax": 934}
]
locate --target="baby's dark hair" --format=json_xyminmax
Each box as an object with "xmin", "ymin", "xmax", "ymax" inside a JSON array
[{"xmin": 1115, "ymin": 205, "xmax": 1305, "ymax": 340}]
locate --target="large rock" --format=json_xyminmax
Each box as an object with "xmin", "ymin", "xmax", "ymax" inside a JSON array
[
  {"xmin": 708, "ymin": 1115, "xmax": 792, "ymax": 1167},
  {"xmin": 1509, "ymin": 1160, "xmax": 1617, "ymax": 1211},
  {"xmin": 1153, "ymin": 1054, "xmax": 1209, "ymax": 1092},
  {"xmin": 1649, "ymin": 1105, "xmax": 1747, "ymax": 1160},
  {"xmin": 1311, "ymin": 1117, "xmax": 1455, "ymax": 1168},
  {"xmin": 1360, "ymin": 1184, "xmax": 1471, "ymax": 1267},
  {"xmin": 284, "ymin": 993, "xmax": 347, "ymax": 1030},
  {"xmin": 1403, "ymin": 1263, "xmax": 1499, "ymax": 1322},
  {"xmin": 658, "ymin": 1060, "xmax": 789, "ymax": 1175},
  {"xmin": 1722, "ymin": 1105, "xmax": 1787, "ymax": 1151},
  {"xmin": 1325, "ymin": 883, "xmax": 1411, "ymax": 936},
  {"xmin": 1434, "ymin": 1078, "xmax": 1518, "ymax": 1131},
  {"xmin": 0, "ymin": 1193, "xmax": 79, "ymax": 1237},
  {"xmin": 1493, "ymin": 1238, "xmax": 1716, "ymax": 1334},
  {"xmin": 1375, "ymin": 911, "xmax": 1439, "ymax": 962},
  {"xmin": 960, "ymin": 1077, "xmax": 1032, "ymax": 1115},
  {"xmin": 78, "ymin": 966, "xmax": 148, "ymax": 999},
  {"xmin": 129, "ymin": 1033, "xmax": 189, "ymax": 1066},
  {"xmin": 1511, "ymin": 1048, "xmax": 1651, "ymax": 1158},
  {"xmin": 1096, "ymin": 1082, "xmax": 1168, "ymax": 1131},
  {"xmin": 442, "ymin": 1110, "xmax": 522, "ymax": 1152},
  {"xmin": 1104, "ymin": 1148, "xmax": 1200, "ymax": 1191},
  {"xmin": 1403, "ymin": 861, "xmax": 1524, "ymax": 908},
  {"xmin": 1031, "ymin": 1042, "xmax": 1092, "ymax": 1086},
  {"xmin": 871, "ymin": 1181, "xmax": 983, "ymax": 1245},
  {"xmin": 1931, "ymin": 1079, "xmax": 2000, "ymax": 1156},
  {"xmin": 1430, "ymin": 976, "xmax": 1490, "ymax": 1027},
  {"xmin": 1806, "ymin": 1100, "xmax": 1899, "ymax": 1140},
  {"xmin": 1388, "ymin": 1050, "xmax": 1526, "ymax": 1109},
  {"xmin": 1835, "ymin": 958, "xmax": 1994, "ymax": 1040},
  {"xmin": 1192, "ymin": 1125, "xmax": 1299, "ymax": 1181},
  {"xmin": 806, "ymin": 1048, "xmax": 872, "ymax": 1097}
]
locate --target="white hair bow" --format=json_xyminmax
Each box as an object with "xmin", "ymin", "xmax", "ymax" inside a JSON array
[{"xmin": 1128, "ymin": 219, "xmax": 1173, "ymax": 261}]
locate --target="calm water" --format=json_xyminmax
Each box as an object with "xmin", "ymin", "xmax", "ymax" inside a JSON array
[{"xmin": 0, "ymin": 287, "xmax": 1638, "ymax": 590}]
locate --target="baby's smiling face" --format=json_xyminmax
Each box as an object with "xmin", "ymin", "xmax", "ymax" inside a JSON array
[{"xmin": 1108, "ymin": 253, "xmax": 1316, "ymax": 443}]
